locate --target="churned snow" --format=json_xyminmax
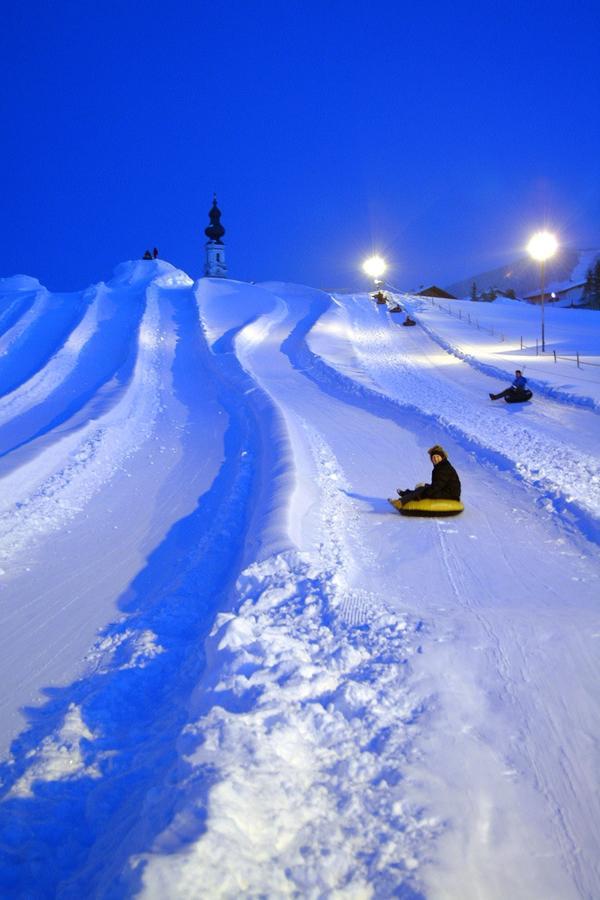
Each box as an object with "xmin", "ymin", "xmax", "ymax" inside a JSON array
[{"xmin": 0, "ymin": 263, "xmax": 599, "ymax": 899}]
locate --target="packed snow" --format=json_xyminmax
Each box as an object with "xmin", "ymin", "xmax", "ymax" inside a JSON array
[{"xmin": 0, "ymin": 261, "xmax": 599, "ymax": 899}]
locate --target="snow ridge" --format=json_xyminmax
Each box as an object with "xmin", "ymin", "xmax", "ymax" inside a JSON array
[
  {"xmin": 138, "ymin": 430, "xmax": 435, "ymax": 899},
  {"xmin": 0, "ymin": 285, "xmax": 102, "ymax": 426},
  {"xmin": 0, "ymin": 288, "xmax": 163, "ymax": 562},
  {"xmin": 0, "ymin": 279, "xmax": 293, "ymax": 896}
]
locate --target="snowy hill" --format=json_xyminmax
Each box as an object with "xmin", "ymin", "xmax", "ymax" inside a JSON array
[
  {"xmin": 446, "ymin": 246, "xmax": 600, "ymax": 301},
  {"xmin": 1, "ymin": 261, "xmax": 599, "ymax": 898}
]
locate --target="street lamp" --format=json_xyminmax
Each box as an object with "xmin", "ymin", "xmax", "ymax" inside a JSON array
[
  {"xmin": 527, "ymin": 230, "xmax": 558, "ymax": 352},
  {"xmin": 362, "ymin": 255, "xmax": 387, "ymax": 282}
]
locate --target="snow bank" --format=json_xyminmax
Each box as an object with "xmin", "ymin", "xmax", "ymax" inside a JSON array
[
  {"xmin": 0, "ymin": 285, "xmax": 102, "ymax": 424},
  {"xmin": 0, "ymin": 288, "xmax": 163, "ymax": 561},
  {"xmin": 0, "ymin": 275, "xmax": 43, "ymax": 292},
  {"xmin": 110, "ymin": 259, "xmax": 193, "ymax": 288}
]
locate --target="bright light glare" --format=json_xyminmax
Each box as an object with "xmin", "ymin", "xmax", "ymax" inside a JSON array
[
  {"xmin": 362, "ymin": 255, "xmax": 387, "ymax": 278},
  {"xmin": 527, "ymin": 231, "xmax": 558, "ymax": 262}
]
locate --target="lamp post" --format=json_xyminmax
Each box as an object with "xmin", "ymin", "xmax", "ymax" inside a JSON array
[{"xmin": 527, "ymin": 231, "xmax": 558, "ymax": 352}]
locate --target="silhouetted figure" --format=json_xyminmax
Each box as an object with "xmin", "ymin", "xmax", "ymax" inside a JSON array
[
  {"xmin": 153, "ymin": 247, "xmax": 159, "ymax": 259},
  {"xmin": 142, "ymin": 249, "xmax": 153, "ymax": 260}
]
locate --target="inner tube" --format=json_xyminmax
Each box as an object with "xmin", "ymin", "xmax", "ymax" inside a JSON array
[
  {"xmin": 505, "ymin": 389, "xmax": 533, "ymax": 403},
  {"xmin": 388, "ymin": 497, "xmax": 464, "ymax": 517}
]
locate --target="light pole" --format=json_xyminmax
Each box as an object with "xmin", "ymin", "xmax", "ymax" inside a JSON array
[{"xmin": 527, "ymin": 231, "xmax": 558, "ymax": 352}]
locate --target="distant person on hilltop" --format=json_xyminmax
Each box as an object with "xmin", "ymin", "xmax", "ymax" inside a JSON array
[
  {"xmin": 153, "ymin": 247, "xmax": 159, "ymax": 259},
  {"xmin": 142, "ymin": 249, "xmax": 153, "ymax": 260},
  {"xmin": 489, "ymin": 369, "xmax": 528, "ymax": 401},
  {"xmin": 397, "ymin": 445, "xmax": 461, "ymax": 504}
]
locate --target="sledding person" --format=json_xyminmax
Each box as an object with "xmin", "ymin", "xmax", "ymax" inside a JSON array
[
  {"xmin": 142, "ymin": 249, "xmax": 153, "ymax": 260},
  {"xmin": 489, "ymin": 369, "xmax": 528, "ymax": 401},
  {"xmin": 397, "ymin": 445, "xmax": 461, "ymax": 504}
]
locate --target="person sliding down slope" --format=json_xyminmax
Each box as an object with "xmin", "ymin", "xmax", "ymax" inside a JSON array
[
  {"xmin": 397, "ymin": 445, "xmax": 461, "ymax": 504},
  {"xmin": 489, "ymin": 369, "xmax": 528, "ymax": 401}
]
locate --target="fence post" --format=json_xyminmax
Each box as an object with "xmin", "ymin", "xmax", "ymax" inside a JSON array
[
  {"xmin": 520, "ymin": 336, "xmax": 523, "ymax": 350},
  {"xmin": 553, "ymin": 350, "xmax": 556, "ymax": 363},
  {"xmin": 577, "ymin": 352, "xmax": 580, "ymax": 368},
  {"xmin": 536, "ymin": 339, "xmax": 539, "ymax": 356}
]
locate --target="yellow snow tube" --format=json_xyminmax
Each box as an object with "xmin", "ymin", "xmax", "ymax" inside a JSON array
[{"xmin": 388, "ymin": 497, "xmax": 464, "ymax": 517}]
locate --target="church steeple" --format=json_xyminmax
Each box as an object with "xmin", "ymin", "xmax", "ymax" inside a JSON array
[
  {"xmin": 205, "ymin": 195, "xmax": 225, "ymax": 243},
  {"xmin": 204, "ymin": 194, "xmax": 227, "ymax": 277}
]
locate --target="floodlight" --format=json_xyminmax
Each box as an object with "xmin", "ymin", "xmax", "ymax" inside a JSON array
[
  {"xmin": 527, "ymin": 231, "xmax": 558, "ymax": 262},
  {"xmin": 362, "ymin": 255, "xmax": 387, "ymax": 279}
]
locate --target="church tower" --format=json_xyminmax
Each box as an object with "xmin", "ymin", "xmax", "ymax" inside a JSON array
[{"xmin": 204, "ymin": 195, "xmax": 227, "ymax": 277}]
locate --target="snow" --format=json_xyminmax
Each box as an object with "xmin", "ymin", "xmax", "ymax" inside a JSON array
[
  {"xmin": 0, "ymin": 275, "xmax": 43, "ymax": 292},
  {"xmin": 0, "ymin": 262, "xmax": 599, "ymax": 898}
]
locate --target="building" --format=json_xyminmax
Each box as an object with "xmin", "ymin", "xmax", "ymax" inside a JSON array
[
  {"xmin": 204, "ymin": 195, "xmax": 227, "ymax": 277},
  {"xmin": 415, "ymin": 285, "xmax": 457, "ymax": 300},
  {"xmin": 524, "ymin": 281, "xmax": 586, "ymax": 307}
]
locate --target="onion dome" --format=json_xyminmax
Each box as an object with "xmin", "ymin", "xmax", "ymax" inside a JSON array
[{"xmin": 204, "ymin": 195, "xmax": 225, "ymax": 243}]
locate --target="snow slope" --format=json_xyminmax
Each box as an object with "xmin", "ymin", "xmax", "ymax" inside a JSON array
[{"xmin": 0, "ymin": 263, "xmax": 599, "ymax": 899}]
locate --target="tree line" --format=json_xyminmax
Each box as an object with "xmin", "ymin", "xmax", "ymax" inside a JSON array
[{"xmin": 583, "ymin": 259, "xmax": 600, "ymax": 309}]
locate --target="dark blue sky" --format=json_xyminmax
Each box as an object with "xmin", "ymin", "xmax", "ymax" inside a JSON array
[{"xmin": 1, "ymin": 1, "xmax": 599, "ymax": 291}]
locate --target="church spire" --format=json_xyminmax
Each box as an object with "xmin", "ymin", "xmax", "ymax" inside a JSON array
[
  {"xmin": 204, "ymin": 194, "xmax": 227, "ymax": 277},
  {"xmin": 204, "ymin": 194, "xmax": 225, "ymax": 243}
]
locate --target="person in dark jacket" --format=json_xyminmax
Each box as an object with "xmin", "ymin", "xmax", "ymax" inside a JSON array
[
  {"xmin": 397, "ymin": 445, "xmax": 461, "ymax": 504},
  {"xmin": 142, "ymin": 249, "xmax": 153, "ymax": 260},
  {"xmin": 489, "ymin": 369, "xmax": 528, "ymax": 400}
]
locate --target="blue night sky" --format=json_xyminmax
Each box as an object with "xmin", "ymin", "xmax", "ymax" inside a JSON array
[{"xmin": 1, "ymin": 0, "xmax": 599, "ymax": 292}]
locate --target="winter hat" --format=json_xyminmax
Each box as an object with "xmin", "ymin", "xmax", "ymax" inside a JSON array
[{"xmin": 428, "ymin": 444, "xmax": 447, "ymax": 459}]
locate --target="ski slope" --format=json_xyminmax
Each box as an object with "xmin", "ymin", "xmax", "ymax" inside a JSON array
[{"xmin": 0, "ymin": 262, "xmax": 599, "ymax": 899}]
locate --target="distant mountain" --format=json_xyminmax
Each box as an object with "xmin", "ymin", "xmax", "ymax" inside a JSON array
[{"xmin": 446, "ymin": 247, "xmax": 600, "ymax": 300}]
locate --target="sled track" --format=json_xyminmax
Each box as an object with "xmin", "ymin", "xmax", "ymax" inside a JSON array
[
  {"xmin": 137, "ymin": 409, "xmax": 437, "ymax": 898},
  {"xmin": 0, "ymin": 285, "xmax": 147, "ymax": 463},
  {"xmin": 435, "ymin": 520, "xmax": 592, "ymax": 899},
  {"xmin": 0, "ymin": 291, "xmax": 293, "ymax": 896},
  {"xmin": 410, "ymin": 306, "xmax": 600, "ymax": 415},
  {"xmin": 277, "ymin": 292, "xmax": 600, "ymax": 545}
]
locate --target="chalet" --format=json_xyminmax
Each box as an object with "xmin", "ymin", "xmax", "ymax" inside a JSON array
[
  {"xmin": 524, "ymin": 281, "xmax": 586, "ymax": 307},
  {"xmin": 415, "ymin": 285, "xmax": 457, "ymax": 300}
]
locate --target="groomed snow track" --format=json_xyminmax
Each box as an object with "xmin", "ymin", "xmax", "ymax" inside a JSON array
[{"xmin": 0, "ymin": 265, "xmax": 598, "ymax": 899}]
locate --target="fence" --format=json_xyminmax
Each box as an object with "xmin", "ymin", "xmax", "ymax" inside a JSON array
[{"xmin": 425, "ymin": 298, "xmax": 600, "ymax": 370}]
